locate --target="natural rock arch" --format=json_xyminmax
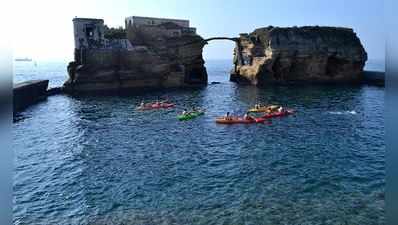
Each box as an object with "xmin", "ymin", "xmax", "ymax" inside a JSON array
[
  {"xmin": 202, "ymin": 37, "xmax": 244, "ymax": 68},
  {"xmin": 183, "ymin": 36, "xmax": 244, "ymax": 72}
]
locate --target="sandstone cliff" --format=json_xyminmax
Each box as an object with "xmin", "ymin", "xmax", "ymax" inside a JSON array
[
  {"xmin": 231, "ymin": 26, "xmax": 368, "ymax": 85},
  {"xmin": 64, "ymin": 22, "xmax": 207, "ymax": 93}
]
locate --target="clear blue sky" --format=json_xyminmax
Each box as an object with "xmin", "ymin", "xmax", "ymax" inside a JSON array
[
  {"xmin": 139, "ymin": 0, "xmax": 384, "ymax": 61},
  {"xmin": 8, "ymin": 0, "xmax": 384, "ymax": 61}
]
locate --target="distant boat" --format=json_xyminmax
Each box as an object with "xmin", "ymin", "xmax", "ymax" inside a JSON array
[{"xmin": 15, "ymin": 58, "xmax": 32, "ymax": 62}]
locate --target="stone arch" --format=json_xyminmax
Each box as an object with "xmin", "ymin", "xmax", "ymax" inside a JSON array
[
  {"xmin": 177, "ymin": 36, "xmax": 242, "ymax": 84},
  {"xmin": 202, "ymin": 37, "xmax": 244, "ymax": 67}
]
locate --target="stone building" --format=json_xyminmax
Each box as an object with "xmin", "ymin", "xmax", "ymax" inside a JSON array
[
  {"xmin": 125, "ymin": 16, "xmax": 190, "ymax": 28},
  {"xmin": 72, "ymin": 18, "xmax": 106, "ymax": 49},
  {"xmin": 65, "ymin": 16, "xmax": 208, "ymax": 93},
  {"xmin": 72, "ymin": 16, "xmax": 197, "ymax": 50},
  {"xmin": 125, "ymin": 16, "xmax": 197, "ymax": 44}
]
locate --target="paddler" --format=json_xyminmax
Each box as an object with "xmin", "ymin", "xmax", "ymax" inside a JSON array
[
  {"xmin": 277, "ymin": 106, "xmax": 285, "ymax": 113},
  {"xmin": 267, "ymin": 105, "xmax": 277, "ymax": 112},
  {"xmin": 243, "ymin": 113, "xmax": 254, "ymax": 121},
  {"xmin": 225, "ymin": 112, "xmax": 232, "ymax": 120},
  {"xmin": 255, "ymin": 104, "xmax": 260, "ymax": 109}
]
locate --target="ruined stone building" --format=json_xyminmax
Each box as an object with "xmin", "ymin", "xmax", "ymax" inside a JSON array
[
  {"xmin": 65, "ymin": 16, "xmax": 207, "ymax": 92},
  {"xmin": 125, "ymin": 16, "xmax": 190, "ymax": 28},
  {"xmin": 72, "ymin": 16, "xmax": 197, "ymax": 51},
  {"xmin": 72, "ymin": 18, "xmax": 106, "ymax": 49},
  {"xmin": 125, "ymin": 16, "xmax": 197, "ymax": 46}
]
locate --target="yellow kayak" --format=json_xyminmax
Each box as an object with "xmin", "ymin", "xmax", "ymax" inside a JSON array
[{"xmin": 248, "ymin": 105, "xmax": 280, "ymax": 113}]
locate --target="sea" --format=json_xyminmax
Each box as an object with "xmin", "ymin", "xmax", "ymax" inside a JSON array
[{"xmin": 13, "ymin": 59, "xmax": 385, "ymax": 225}]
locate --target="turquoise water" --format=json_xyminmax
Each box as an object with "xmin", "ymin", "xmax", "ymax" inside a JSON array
[{"xmin": 13, "ymin": 60, "xmax": 385, "ymax": 224}]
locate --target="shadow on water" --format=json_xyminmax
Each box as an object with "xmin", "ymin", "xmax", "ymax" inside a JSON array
[{"xmin": 13, "ymin": 98, "xmax": 49, "ymax": 123}]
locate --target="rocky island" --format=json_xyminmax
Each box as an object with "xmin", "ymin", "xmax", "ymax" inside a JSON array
[
  {"xmin": 64, "ymin": 17, "xmax": 207, "ymax": 93},
  {"xmin": 64, "ymin": 17, "xmax": 370, "ymax": 93},
  {"xmin": 231, "ymin": 26, "xmax": 368, "ymax": 85}
]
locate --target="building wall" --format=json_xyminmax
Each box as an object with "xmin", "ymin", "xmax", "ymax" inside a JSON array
[
  {"xmin": 73, "ymin": 18, "xmax": 105, "ymax": 49},
  {"xmin": 126, "ymin": 26, "xmax": 180, "ymax": 46},
  {"xmin": 125, "ymin": 16, "xmax": 189, "ymax": 28}
]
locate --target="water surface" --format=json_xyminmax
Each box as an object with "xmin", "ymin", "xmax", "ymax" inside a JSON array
[{"xmin": 13, "ymin": 60, "xmax": 385, "ymax": 225}]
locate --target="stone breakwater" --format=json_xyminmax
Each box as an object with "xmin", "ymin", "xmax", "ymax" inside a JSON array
[
  {"xmin": 13, "ymin": 80, "xmax": 48, "ymax": 113},
  {"xmin": 231, "ymin": 26, "xmax": 368, "ymax": 85}
]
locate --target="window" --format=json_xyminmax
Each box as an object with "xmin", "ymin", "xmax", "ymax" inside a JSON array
[{"xmin": 85, "ymin": 27, "xmax": 95, "ymax": 38}]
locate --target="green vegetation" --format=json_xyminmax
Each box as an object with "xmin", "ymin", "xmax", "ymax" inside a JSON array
[{"xmin": 104, "ymin": 25, "xmax": 126, "ymax": 39}]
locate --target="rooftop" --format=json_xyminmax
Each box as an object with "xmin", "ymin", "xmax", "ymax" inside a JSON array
[
  {"xmin": 73, "ymin": 17, "xmax": 104, "ymax": 22},
  {"xmin": 125, "ymin": 15, "xmax": 189, "ymax": 23}
]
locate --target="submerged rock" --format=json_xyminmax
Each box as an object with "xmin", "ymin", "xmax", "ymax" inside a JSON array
[{"xmin": 231, "ymin": 26, "xmax": 368, "ymax": 85}]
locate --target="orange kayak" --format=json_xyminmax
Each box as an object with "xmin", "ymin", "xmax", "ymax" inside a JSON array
[{"xmin": 216, "ymin": 117, "xmax": 266, "ymax": 124}]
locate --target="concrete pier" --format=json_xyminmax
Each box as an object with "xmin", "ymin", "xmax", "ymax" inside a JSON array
[{"xmin": 13, "ymin": 80, "xmax": 49, "ymax": 113}]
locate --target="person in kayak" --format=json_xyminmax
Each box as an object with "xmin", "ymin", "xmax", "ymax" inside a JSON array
[
  {"xmin": 139, "ymin": 101, "xmax": 145, "ymax": 108},
  {"xmin": 225, "ymin": 112, "xmax": 232, "ymax": 120},
  {"xmin": 182, "ymin": 109, "xmax": 189, "ymax": 115},
  {"xmin": 277, "ymin": 106, "xmax": 285, "ymax": 113},
  {"xmin": 267, "ymin": 105, "xmax": 278, "ymax": 113},
  {"xmin": 244, "ymin": 113, "xmax": 254, "ymax": 121}
]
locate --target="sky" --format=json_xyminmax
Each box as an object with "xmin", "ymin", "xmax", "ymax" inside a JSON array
[{"xmin": 3, "ymin": 0, "xmax": 384, "ymax": 61}]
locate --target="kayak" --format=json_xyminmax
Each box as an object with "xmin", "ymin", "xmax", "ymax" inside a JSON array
[
  {"xmin": 136, "ymin": 103, "xmax": 175, "ymax": 110},
  {"xmin": 248, "ymin": 105, "xmax": 280, "ymax": 113},
  {"xmin": 215, "ymin": 117, "xmax": 266, "ymax": 124},
  {"xmin": 262, "ymin": 110, "xmax": 294, "ymax": 119},
  {"xmin": 178, "ymin": 111, "xmax": 205, "ymax": 121}
]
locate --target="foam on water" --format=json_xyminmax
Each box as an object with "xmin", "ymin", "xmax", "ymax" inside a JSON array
[{"xmin": 328, "ymin": 110, "xmax": 358, "ymax": 115}]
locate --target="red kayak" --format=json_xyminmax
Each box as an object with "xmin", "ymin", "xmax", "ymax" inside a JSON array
[
  {"xmin": 262, "ymin": 110, "xmax": 294, "ymax": 119},
  {"xmin": 136, "ymin": 103, "xmax": 175, "ymax": 110},
  {"xmin": 216, "ymin": 117, "xmax": 266, "ymax": 124}
]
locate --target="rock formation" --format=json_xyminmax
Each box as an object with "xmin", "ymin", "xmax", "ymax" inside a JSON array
[
  {"xmin": 231, "ymin": 26, "xmax": 368, "ymax": 85},
  {"xmin": 64, "ymin": 18, "xmax": 369, "ymax": 92},
  {"xmin": 64, "ymin": 17, "xmax": 207, "ymax": 93}
]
